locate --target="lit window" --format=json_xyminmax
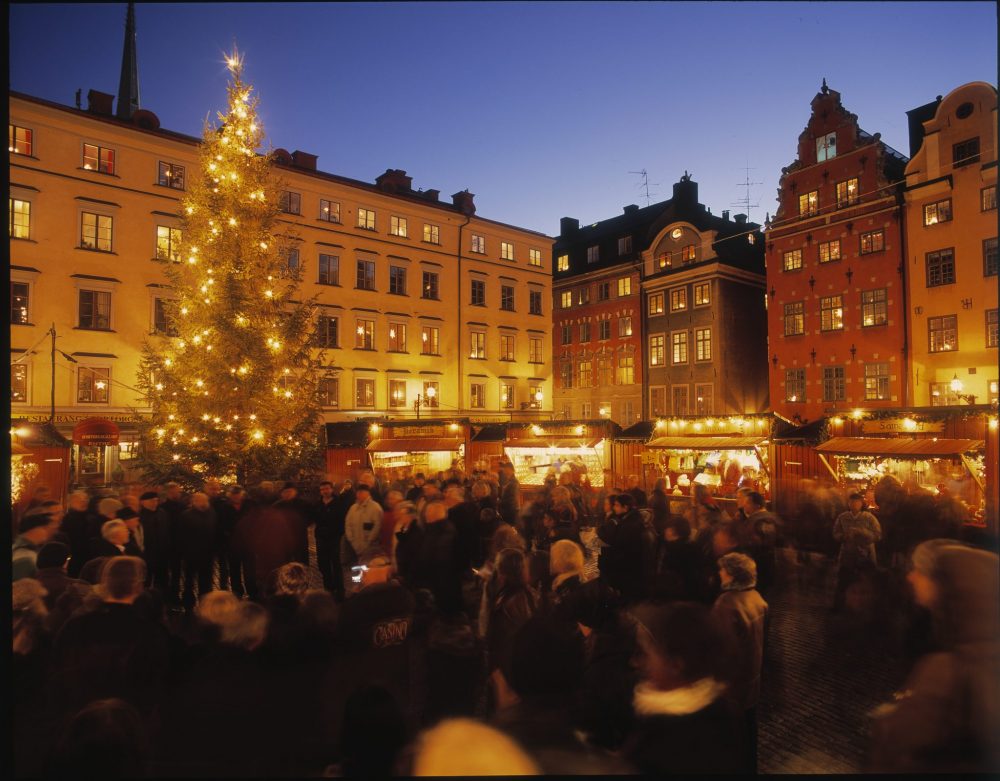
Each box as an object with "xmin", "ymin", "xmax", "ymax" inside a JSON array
[
  {"xmin": 501, "ymin": 241, "xmax": 514, "ymax": 261},
  {"xmin": 357, "ymin": 208, "xmax": 376, "ymax": 230},
  {"xmin": 619, "ymin": 316, "xmax": 632, "ymax": 338},
  {"xmin": 557, "ymin": 254, "xmax": 569, "ymax": 271},
  {"xmin": 423, "ymin": 381, "xmax": 440, "ymax": 407},
  {"xmin": 928, "ymin": 315, "xmax": 957, "ymax": 353},
  {"xmin": 836, "ymin": 178, "xmax": 859, "ymax": 208},
  {"xmin": 987, "ymin": 309, "xmax": 998, "ymax": 348},
  {"xmin": 982, "ymin": 186, "xmax": 997, "ymax": 212},
  {"xmin": 78, "ymin": 366, "xmax": 110, "ymax": 403},
  {"xmin": 11, "ymin": 282, "xmax": 29, "ymax": 325},
  {"xmin": 783, "ymin": 249, "xmax": 803, "ymax": 271},
  {"xmin": 356, "ymin": 259, "xmax": 376, "ymax": 290},
  {"xmin": 389, "ymin": 379, "xmax": 408, "ymax": 407},
  {"xmin": 500, "ymin": 334, "xmax": 515, "ymax": 361},
  {"xmin": 152, "ymin": 298, "xmax": 177, "ymax": 336},
  {"xmin": 501, "ymin": 382, "xmax": 514, "ymax": 409},
  {"xmin": 861, "ymin": 288, "xmax": 888, "ymax": 327},
  {"xmin": 695, "ymin": 328, "xmax": 712, "ymax": 361},
  {"xmin": 9, "ymin": 124, "xmax": 32, "ymax": 156},
  {"xmin": 470, "ymin": 383, "xmax": 486, "ymax": 409},
  {"xmin": 157, "ymin": 161, "xmax": 185, "ymax": 189},
  {"xmin": 864, "ymin": 363, "xmax": 890, "ymax": 401},
  {"xmin": 318, "ymin": 254, "xmax": 339, "ymax": 285},
  {"xmin": 155, "ymin": 225, "xmax": 182, "ymax": 262},
  {"xmin": 785, "ymin": 369, "xmax": 805, "ymax": 402},
  {"xmin": 695, "ymin": 384, "xmax": 713, "ymax": 415},
  {"xmin": 576, "ymin": 286, "xmax": 590, "ymax": 306},
  {"xmin": 671, "ymin": 331, "xmax": 688, "ymax": 364},
  {"xmin": 355, "ymin": 378, "xmax": 375, "ymax": 408},
  {"xmin": 930, "ymin": 382, "xmax": 960, "ymax": 407},
  {"xmin": 681, "ymin": 245, "xmax": 697, "ymax": 262},
  {"xmin": 387, "ymin": 323, "xmax": 407, "ymax": 352},
  {"xmin": 529, "ymin": 248, "xmax": 542, "ymax": 267},
  {"xmin": 82, "ymin": 143, "xmax": 114, "ymax": 174},
  {"xmin": 597, "ymin": 354, "xmax": 612, "ymax": 385},
  {"xmin": 694, "ymin": 283, "xmax": 710, "ymax": 306},
  {"xmin": 319, "ymin": 200, "xmax": 341, "ymax": 223},
  {"xmin": 616, "ymin": 355, "xmax": 634, "ymax": 385},
  {"xmin": 649, "ymin": 293, "xmax": 664, "ymax": 315},
  {"xmin": 470, "ymin": 331, "xmax": 486, "ymax": 359},
  {"xmin": 816, "ymin": 132, "xmax": 836, "ymax": 162},
  {"xmin": 818, "ymin": 240, "xmax": 841, "ymax": 263},
  {"xmin": 422, "ymin": 271, "xmax": 439, "ymax": 300},
  {"xmin": 578, "ymin": 360, "xmax": 592, "ymax": 387},
  {"xmin": 355, "ymin": 319, "xmax": 375, "ymax": 350},
  {"xmin": 820, "ymin": 295, "xmax": 844, "ymax": 331},
  {"xmin": 784, "ymin": 301, "xmax": 804, "ymax": 336},
  {"xmin": 923, "ymin": 199, "xmax": 952, "ymax": 226},
  {"xmin": 11, "ymin": 364, "xmax": 28, "ymax": 403},
  {"xmin": 649, "ymin": 335, "xmax": 664, "ymax": 366},
  {"xmin": 618, "ymin": 277, "xmax": 632, "ymax": 297},
  {"xmin": 319, "ymin": 376, "xmax": 339, "ymax": 408},
  {"xmin": 669, "ymin": 288, "xmax": 687, "ymax": 311},
  {"xmin": 560, "ymin": 291, "xmax": 572, "ymax": 309},
  {"xmin": 529, "ymin": 337, "xmax": 542, "ymax": 363},
  {"xmin": 81, "ymin": 212, "xmax": 113, "ymax": 251},
  {"xmin": 860, "ymin": 230, "xmax": 884, "ymax": 255},
  {"xmin": 9, "ymin": 198, "xmax": 30, "ymax": 238},
  {"xmin": 390, "ymin": 215, "xmax": 408, "ymax": 237},
  {"xmin": 78, "ymin": 290, "xmax": 111, "ymax": 330},
  {"xmin": 423, "ymin": 223, "xmax": 440, "ymax": 244},
  {"xmin": 471, "ymin": 234, "xmax": 485, "ymax": 253},
  {"xmin": 798, "ymin": 190, "xmax": 819, "ymax": 216},
  {"xmin": 421, "ymin": 326, "xmax": 440, "ymax": 355}
]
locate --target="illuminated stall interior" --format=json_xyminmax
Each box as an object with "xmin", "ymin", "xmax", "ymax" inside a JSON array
[
  {"xmin": 504, "ymin": 423, "xmax": 608, "ymax": 487},
  {"xmin": 366, "ymin": 422, "xmax": 466, "ymax": 480}
]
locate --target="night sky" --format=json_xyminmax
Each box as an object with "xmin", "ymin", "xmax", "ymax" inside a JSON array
[{"xmin": 9, "ymin": 2, "xmax": 998, "ymax": 235}]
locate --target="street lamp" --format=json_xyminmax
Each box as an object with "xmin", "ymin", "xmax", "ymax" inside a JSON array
[
  {"xmin": 414, "ymin": 385, "xmax": 437, "ymax": 419},
  {"xmin": 949, "ymin": 374, "xmax": 977, "ymax": 405}
]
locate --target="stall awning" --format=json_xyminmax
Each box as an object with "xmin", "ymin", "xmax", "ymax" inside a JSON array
[
  {"xmin": 368, "ymin": 437, "xmax": 464, "ymax": 453},
  {"xmin": 646, "ymin": 436, "xmax": 767, "ymax": 450},
  {"xmin": 815, "ymin": 437, "xmax": 984, "ymax": 457},
  {"xmin": 509, "ymin": 436, "xmax": 603, "ymax": 449}
]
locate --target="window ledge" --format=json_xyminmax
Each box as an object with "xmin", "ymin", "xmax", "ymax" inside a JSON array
[
  {"xmin": 78, "ymin": 168, "xmax": 119, "ymax": 178},
  {"xmin": 354, "ymin": 287, "xmax": 378, "ymax": 293},
  {"xmin": 386, "ymin": 291, "xmax": 409, "ymax": 297},
  {"xmin": 420, "ymin": 353, "xmax": 442, "ymax": 357},
  {"xmin": 74, "ymin": 327, "xmax": 116, "ymax": 333},
  {"xmin": 317, "ymin": 281, "xmax": 342, "ymax": 287},
  {"xmin": 10, "ymin": 236, "xmax": 36, "ymax": 243},
  {"xmin": 153, "ymin": 182, "xmax": 186, "ymax": 192},
  {"xmin": 421, "ymin": 240, "xmax": 441, "ymax": 246},
  {"xmin": 353, "ymin": 347, "xmax": 376, "ymax": 352},
  {"xmin": 386, "ymin": 350, "xmax": 409, "ymax": 355},
  {"xmin": 421, "ymin": 296, "xmax": 441, "ymax": 302},
  {"xmin": 355, "ymin": 226, "xmax": 377, "ymax": 232},
  {"xmin": 11, "ymin": 321, "xmax": 35, "ymax": 327},
  {"xmin": 76, "ymin": 247, "xmax": 117, "ymax": 255},
  {"xmin": 316, "ymin": 218, "xmax": 342, "ymax": 225},
  {"xmin": 10, "ymin": 153, "xmax": 40, "ymax": 160}
]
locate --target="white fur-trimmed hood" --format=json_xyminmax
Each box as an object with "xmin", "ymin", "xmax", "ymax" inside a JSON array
[{"xmin": 633, "ymin": 677, "xmax": 727, "ymax": 716}]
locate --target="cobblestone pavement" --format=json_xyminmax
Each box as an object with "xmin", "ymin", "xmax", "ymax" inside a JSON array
[{"xmin": 758, "ymin": 550, "xmax": 911, "ymax": 774}]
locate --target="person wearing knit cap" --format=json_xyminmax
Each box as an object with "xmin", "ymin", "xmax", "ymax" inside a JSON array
[
  {"xmin": 12, "ymin": 509, "xmax": 60, "ymax": 581},
  {"xmin": 870, "ymin": 540, "xmax": 1000, "ymax": 773}
]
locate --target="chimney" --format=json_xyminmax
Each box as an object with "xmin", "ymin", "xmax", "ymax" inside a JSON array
[
  {"xmin": 623, "ymin": 204, "xmax": 639, "ymax": 215},
  {"xmin": 672, "ymin": 172, "xmax": 698, "ymax": 207},
  {"xmin": 423, "ymin": 189, "xmax": 440, "ymax": 202},
  {"xmin": 115, "ymin": 2, "xmax": 140, "ymax": 120},
  {"xmin": 560, "ymin": 217, "xmax": 580, "ymax": 235},
  {"xmin": 734, "ymin": 213, "xmax": 748, "ymax": 225},
  {"xmin": 722, "ymin": 210, "xmax": 730, "ymax": 221},
  {"xmin": 291, "ymin": 150, "xmax": 318, "ymax": 171},
  {"xmin": 87, "ymin": 90, "xmax": 115, "ymax": 116},
  {"xmin": 452, "ymin": 190, "xmax": 476, "ymax": 216},
  {"xmin": 376, "ymin": 169, "xmax": 413, "ymax": 194}
]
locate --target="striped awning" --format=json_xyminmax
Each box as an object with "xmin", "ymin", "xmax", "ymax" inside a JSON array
[
  {"xmin": 814, "ymin": 437, "xmax": 984, "ymax": 457},
  {"xmin": 646, "ymin": 436, "xmax": 767, "ymax": 450}
]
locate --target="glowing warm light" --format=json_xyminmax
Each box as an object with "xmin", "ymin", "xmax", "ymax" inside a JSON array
[
  {"xmin": 95, "ymin": 381, "xmax": 106, "ymax": 390},
  {"xmin": 155, "ymin": 429, "xmax": 165, "ymax": 437},
  {"xmin": 172, "ymin": 454, "xmax": 181, "ymax": 461},
  {"xmin": 831, "ymin": 416, "xmax": 844, "ymax": 425},
  {"xmin": 655, "ymin": 420, "xmax": 666, "ymax": 429},
  {"xmin": 168, "ymin": 414, "xmax": 175, "ymax": 420},
  {"xmin": 903, "ymin": 418, "xmax": 917, "ymax": 431},
  {"xmin": 575, "ymin": 425, "xmax": 585, "ymax": 435},
  {"xmin": 989, "ymin": 417, "xmax": 998, "ymax": 431},
  {"xmin": 155, "ymin": 383, "xmax": 164, "ymax": 391},
  {"xmin": 248, "ymin": 414, "xmax": 256, "ymax": 421},
  {"xmin": 449, "ymin": 423, "xmax": 460, "ymax": 432},
  {"xmin": 202, "ymin": 414, "xmax": 211, "ymax": 421},
  {"xmin": 370, "ymin": 423, "xmax": 381, "ymax": 433},
  {"xmin": 532, "ymin": 425, "xmax": 544, "ymax": 436},
  {"xmin": 12, "ymin": 426, "xmax": 31, "ymax": 438},
  {"xmin": 534, "ymin": 390, "xmax": 544, "ymax": 402},
  {"xmin": 950, "ymin": 375, "xmax": 964, "ymax": 393},
  {"xmin": 851, "ymin": 408, "xmax": 864, "ymax": 420},
  {"xmin": 180, "ymin": 307, "xmax": 189, "ymax": 316},
  {"xmin": 264, "ymin": 290, "xmax": 273, "ymax": 298},
  {"xmin": 252, "ymin": 430, "xmax": 264, "ymax": 440}
]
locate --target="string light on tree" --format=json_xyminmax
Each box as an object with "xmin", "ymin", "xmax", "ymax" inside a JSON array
[{"xmin": 137, "ymin": 48, "xmax": 324, "ymax": 488}]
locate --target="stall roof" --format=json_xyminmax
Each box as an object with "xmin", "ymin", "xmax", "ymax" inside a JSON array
[
  {"xmin": 507, "ymin": 436, "xmax": 604, "ymax": 449},
  {"xmin": 473, "ymin": 424, "xmax": 508, "ymax": 442},
  {"xmin": 647, "ymin": 436, "xmax": 768, "ymax": 450},
  {"xmin": 618, "ymin": 421, "xmax": 655, "ymax": 441},
  {"xmin": 368, "ymin": 437, "xmax": 464, "ymax": 453},
  {"xmin": 814, "ymin": 437, "xmax": 984, "ymax": 457},
  {"xmin": 325, "ymin": 422, "xmax": 370, "ymax": 448}
]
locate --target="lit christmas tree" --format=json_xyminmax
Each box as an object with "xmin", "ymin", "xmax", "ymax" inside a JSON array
[{"xmin": 137, "ymin": 51, "xmax": 324, "ymax": 487}]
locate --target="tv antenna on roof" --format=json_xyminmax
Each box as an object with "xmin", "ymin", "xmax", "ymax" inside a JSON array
[
  {"xmin": 628, "ymin": 169, "xmax": 658, "ymax": 206},
  {"xmin": 731, "ymin": 163, "xmax": 761, "ymax": 221}
]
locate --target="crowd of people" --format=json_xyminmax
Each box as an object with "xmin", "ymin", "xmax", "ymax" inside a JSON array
[{"xmin": 11, "ymin": 462, "xmax": 1000, "ymax": 776}]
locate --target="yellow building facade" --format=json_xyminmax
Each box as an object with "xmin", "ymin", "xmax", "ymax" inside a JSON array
[
  {"xmin": 9, "ymin": 90, "xmax": 552, "ymax": 483},
  {"xmin": 903, "ymin": 82, "xmax": 998, "ymax": 407}
]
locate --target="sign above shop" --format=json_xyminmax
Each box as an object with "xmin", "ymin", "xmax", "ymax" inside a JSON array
[
  {"xmin": 19, "ymin": 412, "xmax": 142, "ymax": 425},
  {"xmin": 72, "ymin": 418, "xmax": 121, "ymax": 446},
  {"xmin": 390, "ymin": 425, "xmax": 452, "ymax": 438},
  {"xmin": 861, "ymin": 418, "xmax": 945, "ymax": 434}
]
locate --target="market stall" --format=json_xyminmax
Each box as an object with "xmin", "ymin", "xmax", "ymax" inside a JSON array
[
  {"xmin": 366, "ymin": 420, "xmax": 468, "ymax": 481},
  {"xmin": 814, "ymin": 436, "xmax": 986, "ymax": 524},
  {"xmin": 324, "ymin": 421, "xmax": 371, "ymax": 483},
  {"xmin": 503, "ymin": 421, "xmax": 616, "ymax": 487}
]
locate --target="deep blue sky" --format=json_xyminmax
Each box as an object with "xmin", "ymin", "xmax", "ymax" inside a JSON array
[{"xmin": 10, "ymin": 2, "xmax": 997, "ymax": 235}]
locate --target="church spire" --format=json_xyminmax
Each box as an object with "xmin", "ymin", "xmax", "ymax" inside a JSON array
[{"xmin": 116, "ymin": 2, "xmax": 139, "ymax": 120}]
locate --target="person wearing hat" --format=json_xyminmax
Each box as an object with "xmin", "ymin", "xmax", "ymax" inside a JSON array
[
  {"xmin": 342, "ymin": 484, "xmax": 384, "ymax": 590},
  {"xmin": 274, "ymin": 481, "xmax": 310, "ymax": 566},
  {"xmin": 117, "ymin": 506, "xmax": 145, "ymax": 553},
  {"xmin": 139, "ymin": 491, "xmax": 171, "ymax": 591},
  {"xmin": 831, "ymin": 491, "xmax": 882, "ymax": 612},
  {"xmin": 12, "ymin": 509, "xmax": 60, "ymax": 581}
]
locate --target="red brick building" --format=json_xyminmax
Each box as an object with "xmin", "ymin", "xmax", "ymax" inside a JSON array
[{"xmin": 766, "ymin": 81, "xmax": 909, "ymax": 423}]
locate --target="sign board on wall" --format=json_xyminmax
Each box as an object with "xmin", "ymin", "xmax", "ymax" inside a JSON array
[{"xmin": 861, "ymin": 418, "xmax": 946, "ymax": 434}]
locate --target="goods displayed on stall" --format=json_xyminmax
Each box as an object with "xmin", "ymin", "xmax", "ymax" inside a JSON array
[
  {"xmin": 504, "ymin": 422, "xmax": 611, "ymax": 487},
  {"xmin": 366, "ymin": 422, "xmax": 466, "ymax": 481}
]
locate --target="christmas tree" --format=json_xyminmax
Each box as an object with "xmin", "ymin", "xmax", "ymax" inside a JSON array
[{"xmin": 137, "ymin": 51, "xmax": 324, "ymax": 488}]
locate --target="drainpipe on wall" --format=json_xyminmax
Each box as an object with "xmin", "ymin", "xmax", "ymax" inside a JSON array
[{"xmin": 456, "ymin": 213, "xmax": 472, "ymax": 414}]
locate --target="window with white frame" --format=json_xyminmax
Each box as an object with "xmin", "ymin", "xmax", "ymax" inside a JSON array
[
  {"xmin": 355, "ymin": 319, "xmax": 375, "ymax": 350},
  {"xmin": 560, "ymin": 291, "xmax": 572, "ymax": 309},
  {"xmin": 152, "ymin": 297, "xmax": 177, "ymax": 336},
  {"xmin": 928, "ymin": 314, "xmax": 957, "ymax": 353},
  {"xmin": 387, "ymin": 323, "xmax": 407, "ymax": 352},
  {"xmin": 822, "ymin": 366, "xmax": 846, "ymax": 402},
  {"xmin": 155, "ymin": 225, "xmax": 182, "ymax": 261},
  {"xmin": 81, "ymin": 212, "xmax": 113, "ymax": 251},
  {"xmin": 529, "ymin": 248, "xmax": 542, "ymax": 267},
  {"xmin": 82, "ymin": 143, "xmax": 115, "ymax": 174},
  {"xmin": 820, "ymin": 295, "xmax": 844, "ymax": 331},
  {"xmin": 471, "ymin": 234, "xmax": 485, "ymax": 253},
  {"xmin": 11, "ymin": 282, "xmax": 30, "ymax": 325},
  {"xmin": 836, "ymin": 178, "xmax": 859, "ymax": 208},
  {"xmin": 864, "ymin": 362, "xmax": 889, "ymax": 400},
  {"xmin": 423, "ymin": 381, "xmax": 440, "ymax": 407},
  {"xmin": 695, "ymin": 327, "xmax": 712, "ymax": 361},
  {"xmin": 670, "ymin": 287, "xmax": 687, "ymax": 311},
  {"xmin": 616, "ymin": 355, "xmax": 634, "ymax": 385},
  {"xmin": 557, "ymin": 254, "xmax": 569, "ymax": 272},
  {"xmin": 357, "ymin": 208, "xmax": 376, "ymax": 230},
  {"xmin": 421, "ymin": 325, "xmax": 440, "ymax": 355},
  {"xmin": 798, "ymin": 190, "xmax": 819, "ymax": 216},
  {"xmin": 860, "ymin": 229, "xmax": 884, "ymax": 255},
  {"xmin": 319, "ymin": 199, "xmax": 341, "ymax": 223},
  {"xmin": 649, "ymin": 293, "xmax": 664, "ymax": 315},
  {"xmin": 389, "ymin": 379, "xmax": 407, "ymax": 408},
  {"xmin": 783, "ymin": 249, "xmax": 803, "ymax": 271},
  {"xmin": 819, "ymin": 240, "xmax": 841, "ymax": 263},
  {"xmin": 923, "ymin": 199, "xmax": 952, "ymax": 226},
  {"xmin": 318, "ymin": 376, "xmax": 339, "ymax": 408},
  {"xmin": 984, "ymin": 237, "xmax": 998, "ymax": 277},
  {"xmin": 578, "ymin": 359, "xmax": 592, "ymax": 387},
  {"xmin": 618, "ymin": 277, "xmax": 632, "ymax": 296},
  {"xmin": 423, "ymin": 223, "xmax": 440, "ymax": 244},
  {"xmin": 529, "ymin": 337, "xmax": 542, "ymax": 363},
  {"xmin": 9, "ymin": 124, "xmax": 33, "ymax": 156},
  {"xmin": 470, "ymin": 331, "xmax": 486, "ymax": 359},
  {"xmin": 318, "ymin": 253, "xmax": 339, "ymax": 285},
  {"xmin": 422, "ymin": 271, "xmax": 439, "ymax": 299},
  {"xmin": 500, "ymin": 334, "xmax": 515, "ymax": 361},
  {"xmin": 784, "ymin": 301, "xmax": 804, "ymax": 336},
  {"xmin": 695, "ymin": 384, "xmax": 713, "ymax": 415},
  {"xmin": 11, "ymin": 363, "xmax": 28, "ymax": 403},
  {"xmin": 987, "ymin": 309, "xmax": 998, "ymax": 348},
  {"xmin": 785, "ymin": 369, "xmax": 805, "ymax": 402},
  {"xmin": 355, "ymin": 378, "xmax": 375, "ymax": 408},
  {"xmin": 501, "ymin": 285, "xmax": 515, "ymax": 311},
  {"xmin": 470, "ymin": 382, "xmax": 486, "ymax": 408},
  {"xmin": 671, "ymin": 331, "xmax": 688, "ymax": 364},
  {"xmin": 500, "ymin": 383, "xmax": 515, "ymax": 409},
  {"xmin": 649, "ymin": 335, "xmax": 665, "ymax": 366},
  {"xmin": 926, "ymin": 248, "xmax": 956, "ymax": 287},
  {"xmin": 861, "ymin": 288, "xmax": 888, "ymax": 327},
  {"xmin": 157, "ymin": 161, "xmax": 185, "ymax": 189},
  {"xmin": 694, "ymin": 282, "xmax": 710, "ymax": 306},
  {"xmin": 501, "ymin": 241, "xmax": 514, "ymax": 261},
  {"xmin": 390, "ymin": 215, "xmax": 408, "ymax": 237},
  {"xmin": 816, "ymin": 132, "xmax": 836, "ymax": 162},
  {"xmin": 279, "ymin": 191, "xmax": 301, "ymax": 214},
  {"xmin": 77, "ymin": 366, "xmax": 110, "ymax": 403},
  {"xmin": 9, "ymin": 198, "xmax": 30, "ymax": 239},
  {"xmin": 982, "ymin": 186, "xmax": 997, "ymax": 212}
]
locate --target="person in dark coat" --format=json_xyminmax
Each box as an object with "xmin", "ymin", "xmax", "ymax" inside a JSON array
[
  {"xmin": 311, "ymin": 480, "xmax": 346, "ymax": 598},
  {"xmin": 471, "ymin": 479, "xmax": 501, "ymax": 568},
  {"xmin": 623, "ymin": 601, "xmax": 745, "ymax": 774},
  {"xmin": 485, "ymin": 548, "xmax": 537, "ymax": 681},
  {"xmin": 444, "ymin": 484, "xmax": 482, "ymax": 577},
  {"xmin": 648, "ymin": 478, "xmax": 671, "ymax": 535},
  {"xmin": 138, "ymin": 491, "xmax": 171, "ymax": 592},
  {"xmin": 597, "ymin": 493, "xmax": 649, "ymax": 605},
  {"xmin": 625, "ymin": 475, "xmax": 648, "ymax": 509},
  {"xmin": 91, "ymin": 518, "xmax": 143, "ymax": 559},
  {"xmin": 32, "ymin": 542, "xmax": 89, "ymax": 611},
  {"xmin": 61, "ymin": 490, "xmax": 92, "ymax": 578},
  {"xmin": 498, "ymin": 462, "xmax": 522, "ymax": 528},
  {"xmin": 234, "ymin": 496, "xmax": 301, "ymax": 602},
  {"xmin": 652, "ymin": 515, "xmax": 701, "ymax": 602},
  {"xmin": 160, "ymin": 482, "xmax": 188, "ymax": 605},
  {"xmin": 405, "ymin": 473, "xmax": 426, "ymax": 504},
  {"xmin": 178, "ymin": 492, "xmax": 217, "ymax": 608},
  {"xmin": 48, "ymin": 556, "xmax": 170, "ymax": 720},
  {"xmin": 274, "ymin": 482, "xmax": 311, "ymax": 566},
  {"xmin": 215, "ymin": 486, "xmax": 254, "ymax": 597}
]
